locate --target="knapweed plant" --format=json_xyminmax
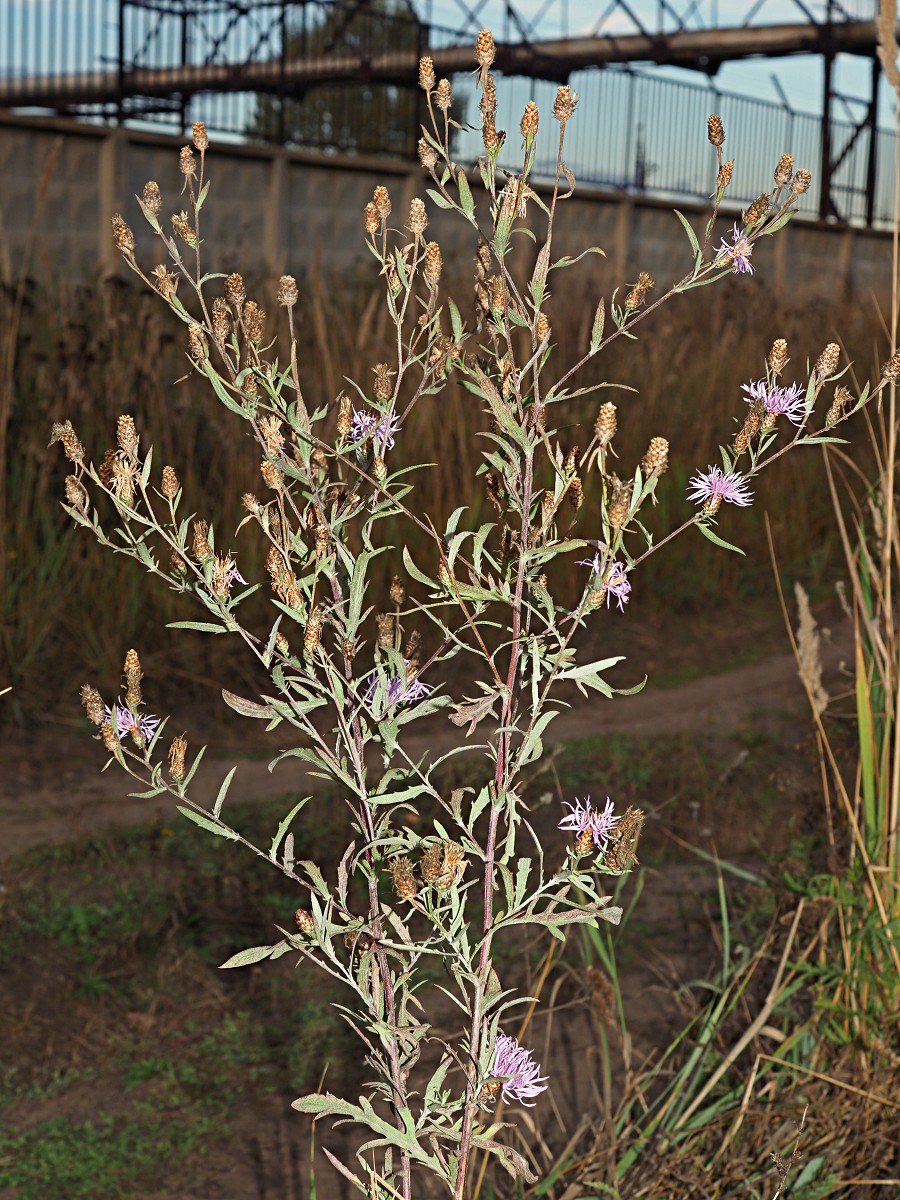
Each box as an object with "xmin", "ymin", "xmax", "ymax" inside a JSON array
[{"xmin": 52, "ymin": 30, "xmax": 893, "ymax": 1199}]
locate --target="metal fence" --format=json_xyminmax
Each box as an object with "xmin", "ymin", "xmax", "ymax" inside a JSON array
[{"xmin": 0, "ymin": 0, "xmax": 894, "ymax": 226}]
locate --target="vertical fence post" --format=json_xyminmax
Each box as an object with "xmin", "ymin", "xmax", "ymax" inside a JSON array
[{"xmin": 865, "ymin": 55, "xmax": 881, "ymax": 228}]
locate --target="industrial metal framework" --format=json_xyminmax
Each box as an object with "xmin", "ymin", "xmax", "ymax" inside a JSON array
[{"xmin": 0, "ymin": 0, "xmax": 894, "ymax": 225}]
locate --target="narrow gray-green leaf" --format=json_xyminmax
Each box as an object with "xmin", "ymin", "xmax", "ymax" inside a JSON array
[
  {"xmin": 176, "ymin": 805, "xmax": 238, "ymax": 839},
  {"xmin": 219, "ymin": 943, "xmax": 276, "ymax": 969}
]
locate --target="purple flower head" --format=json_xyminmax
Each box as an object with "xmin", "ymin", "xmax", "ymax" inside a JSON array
[
  {"xmin": 490, "ymin": 1033, "xmax": 548, "ymax": 1107},
  {"xmin": 210, "ymin": 553, "xmax": 247, "ymax": 599},
  {"xmin": 350, "ymin": 408, "xmax": 402, "ymax": 454},
  {"xmin": 715, "ymin": 224, "xmax": 754, "ymax": 275},
  {"xmin": 364, "ymin": 661, "xmax": 432, "ymax": 714},
  {"xmin": 578, "ymin": 551, "xmax": 632, "ymax": 611},
  {"xmin": 741, "ymin": 379, "xmax": 807, "ymax": 427},
  {"xmin": 105, "ymin": 699, "xmax": 161, "ymax": 745},
  {"xmin": 687, "ymin": 465, "xmax": 753, "ymax": 513},
  {"xmin": 558, "ymin": 795, "xmax": 620, "ymax": 850}
]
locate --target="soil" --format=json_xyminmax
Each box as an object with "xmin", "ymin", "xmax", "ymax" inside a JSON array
[{"xmin": 0, "ymin": 603, "xmax": 854, "ymax": 1200}]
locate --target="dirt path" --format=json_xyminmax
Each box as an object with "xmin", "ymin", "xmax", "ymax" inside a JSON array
[{"xmin": 0, "ymin": 639, "xmax": 846, "ymax": 861}]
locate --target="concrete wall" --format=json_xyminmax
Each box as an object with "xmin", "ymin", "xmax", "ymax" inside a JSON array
[{"xmin": 0, "ymin": 111, "xmax": 895, "ymax": 308}]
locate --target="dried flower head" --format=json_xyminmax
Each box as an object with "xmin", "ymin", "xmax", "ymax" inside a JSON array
[
  {"xmin": 210, "ymin": 297, "xmax": 230, "ymax": 344},
  {"xmin": 774, "ymin": 152, "xmax": 794, "ymax": 186},
  {"xmin": 424, "ymin": 241, "xmax": 443, "ymax": 288},
  {"xmin": 192, "ymin": 519, "xmax": 212, "ymax": 562},
  {"xmin": 390, "ymin": 575, "xmax": 406, "ymax": 607},
  {"xmin": 882, "ymin": 351, "xmax": 900, "ymax": 382},
  {"xmin": 716, "ymin": 159, "xmax": 734, "ymax": 190},
  {"xmin": 607, "ymin": 476, "xmax": 632, "ymax": 527},
  {"xmin": 815, "ymin": 342, "xmax": 841, "ymax": 381},
  {"xmin": 641, "ymin": 436, "xmax": 669, "ymax": 477},
  {"xmin": 171, "ymin": 211, "xmax": 197, "ymax": 247},
  {"xmin": 389, "ymin": 857, "xmax": 418, "ymax": 902},
  {"xmin": 160, "ymin": 465, "xmax": 179, "ymax": 501},
  {"xmin": 536, "ymin": 312, "xmax": 550, "ymax": 343},
  {"xmin": 417, "ymin": 138, "xmax": 438, "ymax": 170},
  {"xmin": 408, "ymin": 197, "xmax": 428, "ymax": 237},
  {"xmin": 110, "ymin": 454, "xmax": 138, "ymax": 506},
  {"xmin": 169, "ymin": 734, "xmax": 188, "ymax": 782},
  {"xmin": 295, "ymin": 909, "xmax": 315, "ymax": 935},
  {"xmin": 595, "ymin": 402, "xmax": 617, "ymax": 448},
  {"xmin": 210, "ymin": 554, "xmax": 246, "ymax": 599},
  {"xmin": 490, "ymin": 1033, "xmax": 548, "ymax": 1107},
  {"xmin": 179, "ymin": 145, "xmax": 196, "ymax": 178},
  {"xmin": 604, "ymin": 806, "xmax": 646, "ymax": 872},
  {"xmin": 419, "ymin": 55, "xmax": 435, "ymax": 91},
  {"xmin": 373, "ymin": 185, "xmax": 391, "ymax": 222},
  {"xmin": 376, "ymin": 612, "xmax": 396, "ymax": 649},
  {"xmin": 242, "ymin": 300, "xmax": 265, "ymax": 345},
  {"xmin": 769, "ymin": 338, "xmax": 789, "ymax": 375},
  {"xmin": 553, "ymin": 84, "xmax": 577, "ymax": 123},
  {"xmin": 475, "ymin": 29, "xmax": 495, "ymax": 68},
  {"xmin": 304, "ymin": 605, "xmax": 324, "ymax": 657},
  {"xmin": 110, "ymin": 213, "xmax": 135, "ymax": 255},
  {"xmin": 187, "ymin": 322, "xmax": 207, "ymax": 362},
  {"xmin": 49, "ymin": 419, "xmax": 85, "ymax": 464},
  {"xmin": 791, "ymin": 168, "xmax": 812, "ymax": 194},
  {"xmin": 151, "ymin": 264, "xmax": 178, "ymax": 299},
  {"xmin": 707, "ymin": 114, "xmax": 725, "ymax": 147},
  {"xmin": 101, "ymin": 721, "xmax": 119, "ymax": 753},
  {"xmin": 80, "ymin": 684, "xmax": 105, "ymax": 726},
  {"xmin": 826, "ymin": 385, "xmax": 853, "ymax": 427},
  {"xmin": 520, "ymin": 100, "xmax": 539, "ymax": 143},
  {"xmin": 98, "ymin": 448, "xmax": 116, "ymax": 488},
  {"xmin": 259, "ymin": 415, "xmax": 284, "ymax": 457},
  {"xmin": 364, "ymin": 201, "xmax": 379, "ymax": 235},
  {"xmin": 625, "ymin": 271, "xmax": 654, "ymax": 310},
  {"xmin": 192, "ymin": 120, "xmax": 208, "ymax": 151},
  {"xmin": 260, "ymin": 459, "xmax": 282, "ymax": 492},
  {"xmin": 481, "ymin": 74, "xmax": 497, "ymax": 116},
  {"xmin": 435, "ymin": 79, "xmax": 453, "ymax": 111},
  {"xmin": 64, "ymin": 475, "xmax": 88, "ymax": 513},
  {"xmin": 744, "ymin": 192, "xmax": 771, "ymax": 226},
  {"xmin": 142, "ymin": 180, "xmax": 162, "ymax": 214},
  {"xmin": 274, "ymin": 632, "xmax": 290, "ymax": 656},
  {"xmin": 116, "ymin": 414, "xmax": 139, "ymax": 459},
  {"xmin": 337, "ymin": 394, "xmax": 352, "ymax": 439},
  {"xmin": 224, "ymin": 272, "xmax": 246, "ymax": 307},
  {"xmin": 568, "ymin": 476, "xmax": 584, "ymax": 510},
  {"xmin": 277, "ymin": 274, "xmax": 298, "ymax": 307}
]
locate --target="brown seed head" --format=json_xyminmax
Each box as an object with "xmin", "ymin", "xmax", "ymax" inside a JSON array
[
  {"xmin": 344, "ymin": 929, "xmax": 374, "ymax": 959},
  {"xmin": 373, "ymin": 363, "xmax": 394, "ymax": 401},
  {"xmin": 774, "ymin": 152, "xmax": 794, "ymax": 186},
  {"xmin": 192, "ymin": 519, "xmax": 212, "ymax": 562},
  {"xmin": 117, "ymin": 414, "xmax": 139, "ymax": 459},
  {"xmin": 707, "ymin": 114, "xmax": 725, "ymax": 147},
  {"xmin": 169, "ymin": 734, "xmax": 188, "ymax": 782},
  {"xmin": 210, "ymin": 554, "xmax": 236, "ymax": 599},
  {"xmin": 424, "ymin": 241, "xmax": 442, "ymax": 288},
  {"xmin": 768, "ymin": 338, "xmax": 789, "ymax": 375},
  {"xmin": 373, "ymin": 185, "xmax": 391, "ymax": 221},
  {"xmin": 210, "ymin": 297, "xmax": 230, "ymax": 344},
  {"xmin": 376, "ymin": 612, "xmax": 396, "ymax": 649},
  {"xmin": 435, "ymin": 79, "xmax": 453, "ymax": 111},
  {"xmin": 314, "ymin": 522, "xmax": 329, "ymax": 557},
  {"xmin": 744, "ymin": 192, "xmax": 771, "ymax": 225},
  {"xmin": 170, "ymin": 550, "xmax": 187, "ymax": 574},
  {"xmin": 417, "ymin": 138, "xmax": 438, "ymax": 170},
  {"xmin": 80, "ymin": 684, "xmax": 105, "ymax": 726},
  {"xmin": 826, "ymin": 385, "xmax": 853, "ymax": 427},
  {"xmin": 123, "ymin": 647, "xmax": 142, "ymax": 686},
  {"xmin": 304, "ymin": 606, "xmax": 324, "ymax": 657},
  {"xmin": 259, "ymin": 415, "xmax": 284, "ymax": 457},
  {"xmin": 151, "ymin": 264, "xmax": 178, "ymax": 299},
  {"xmin": 65, "ymin": 475, "xmax": 88, "ymax": 513},
  {"xmin": 98, "ymin": 448, "xmax": 116, "ymax": 488},
  {"xmin": 242, "ymin": 300, "xmax": 265, "ymax": 345},
  {"xmin": 625, "ymin": 271, "xmax": 654, "ymax": 311},
  {"xmin": 481, "ymin": 113, "xmax": 503, "ymax": 155},
  {"xmin": 475, "ymin": 29, "xmax": 495, "ymax": 68},
  {"xmin": 275, "ymin": 632, "xmax": 289, "ymax": 656},
  {"xmin": 575, "ymin": 828, "xmax": 595, "ymax": 855},
  {"xmin": 608, "ymin": 477, "xmax": 632, "ymax": 528},
  {"xmin": 438, "ymin": 560, "xmax": 453, "ymax": 590},
  {"xmin": 481, "ymin": 75, "xmax": 497, "ymax": 119},
  {"xmin": 520, "ymin": 100, "xmax": 539, "ymax": 143},
  {"xmin": 407, "ymin": 197, "xmax": 428, "ymax": 237},
  {"xmin": 882, "ymin": 351, "xmax": 900, "ymax": 382},
  {"xmin": 261, "ymin": 459, "xmax": 282, "ymax": 492},
  {"xmin": 733, "ymin": 407, "xmax": 761, "ymax": 452},
  {"xmin": 224, "ymin": 272, "xmax": 246, "ymax": 307},
  {"xmin": 553, "ymin": 84, "xmax": 578, "ymax": 123},
  {"xmin": 111, "ymin": 213, "xmax": 135, "ymax": 255},
  {"xmin": 419, "ymin": 55, "xmax": 435, "ymax": 91},
  {"xmin": 536, "ymin": 312, "xmax": 550, "ymax": 343},
  {"xmin": 716, "ymin": 159, "xmax": 734, "ymax": 190},
  {"xmin": 277, "ymin": 274, "xmax": 298, "ymax": 307},
  {"xmin": 364, "ymin": 201, "xmax": 379, "ymax": 235},
  {"xmin": 337, "ymin": 394, "xmax": 352, "ymax": 439},
  {"xmin": 487, "ymin": 274, "xmax": 504, "ymax": 313},
  {"xmin": 815, "ymin": 342, "xmax": 841, "ymax": 381},
  {"xmin": 49, "ymin": 419, "xmax": 85, "ymax": 464},
  {"xmin": 568, "ymin": 476, "xmax": 584, "ymax": 510},
  {"xmin": 179, "ymin": 145, "xmax": 196, "ymax": 178},
  {"xmin": 295, "ymin": 909, "xmax": 315, "ymax": 935},
  {"xmin": 595, "ymin": 402, "xmax": 617, "ymax": 448},
  {"xmin": 389, "ymin": 857, "xmax": 418, "ymax": 902},
  {"xmin": 161, "ymin": 465, "xmax": 179, "ymax": 500},
  {"xmin": 187, "ymin": 322, "xmax": 207, "ymax": 362},
  {"xmin": 142, "ymin": 180, "xmax": 162, "ymax": 214},
  {"xmin": 792, "ymin": 168, "xmax": 812, "ymax": 194},
  {"xmin": 101, "ymin": 720, "xmax": 119, "ymax": 753},
  {"xmin": 192, "ymin": 120, "xmax": 208, "ymax": 151},
  {"xmin": 171, "ymin": 211, "xmax": 197, "ymax": 247},
  {"xmin": 373, "ymin": 456, "xmax": 388, "ymax": 485},
  {"xmin": 641, "ymin": 436, "xmax": 669, "ymax": 477},
  {"xmin": 390, "ymin": 575, "xmax": 406, "ymax": 606},
  {"xmin": 110, "ymin": 455, "xmax": 138, "ymax": 506}
]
